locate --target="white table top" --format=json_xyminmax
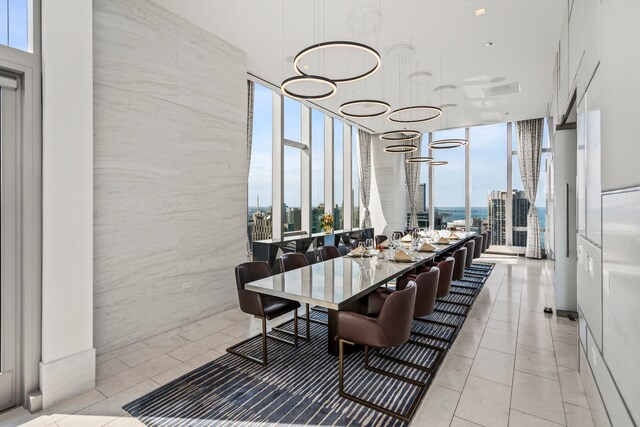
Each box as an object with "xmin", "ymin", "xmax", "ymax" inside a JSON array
[{"xmin": 245, "ymin": 233, "xmax": 475, "ymax": 310}]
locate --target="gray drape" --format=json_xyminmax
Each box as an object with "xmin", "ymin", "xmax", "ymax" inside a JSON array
[
  {"xmin": 358, "ymin": 129, "xmax": 372, "ymax": 228},
  {"xmin": 516, "ymin": 118, "xmax": 544, "ymax": 259},
  {"xmin": 404, "ymin": 137, "xmax": 421, "ymax": 229},
  {"xmin": 246, "ymin": 80, "xmax": 255, "ymax": 259}
]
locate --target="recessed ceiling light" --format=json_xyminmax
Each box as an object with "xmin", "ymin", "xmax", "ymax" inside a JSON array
[
  {"xmin": 485, "ymin": 41, "xmax": 494, "ymax": 47},
  {"xmin": 475, "ymin": 8, "xmax": 487, "ymax": 16}
]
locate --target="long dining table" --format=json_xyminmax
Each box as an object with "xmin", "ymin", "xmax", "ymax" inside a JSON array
[{"xmin": 245, "ymin": 232, "xmax": 476, "ymax": 356}]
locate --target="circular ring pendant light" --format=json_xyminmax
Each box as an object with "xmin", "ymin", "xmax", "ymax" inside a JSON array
[
  {"xmin": 428, "ymin": 160, "xmax": 449, "ymax": 166},
  {"xmin": 281, "ymin": 75, "xmax": 337, "ymax": 100},
  {"xmin": 339, "ymin": 100, "xmax": 390, "ymax": 118},
  {"xmin": 387, "ymin": 105, "xmax": 443, "ymax": 123},
  {"xmin": 383, "ymin": 144, "xmax": 418, "ymax": 153},
  {"xmin": 380, "ymin": 130, "xmax": 421, "ymax": 141},
  {"xmin": 405, "ymin": 156, "xmax": 433, "ymax": 163},
  {"xmin": 294, "ymin": 41, "xmax": 382, "ymax": 84},
  {"xmin": 428, "ymin": 138, "xmax": 469, "ymax": 150}
]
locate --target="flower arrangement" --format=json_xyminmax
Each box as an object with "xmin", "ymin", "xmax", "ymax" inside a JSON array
[{"xmin": 320, "ymin": 212, "xmax": 334, "ymax": 233}]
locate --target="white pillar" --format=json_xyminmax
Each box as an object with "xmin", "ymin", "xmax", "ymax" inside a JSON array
[{"xmin": 40, "ymin": 0, "xmax": 95, "ymax": 408}]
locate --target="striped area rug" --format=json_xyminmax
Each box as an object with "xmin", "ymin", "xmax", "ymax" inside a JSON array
[{"xmin": 123, "ymin": 265, "xmax": 493, "ymax": 426}]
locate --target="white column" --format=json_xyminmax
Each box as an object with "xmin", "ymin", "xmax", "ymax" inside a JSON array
[
  {"xmin": 271, "ymin": 93, "xmax": 284, "ymax": 240},
  {"xmin": 428, "ymin": 133, "xmax": 435, "ymax": 230},
  {"xmin": 324, "ymin": 116, "xmax": 334, "ymax": 215},
  {"xmin": 506, "ymin": 122, "xmax": 513, "ymax": 246},
  {"xmin": 40, "ymin": 0, "xmax": 94, "ymax": 408},
  {"xmin": 343, "ymin": 124, "xmax": 352, "ymax": 230},
  {"xmin": 465, "ymin": 127, "xmax": 471, "ymax": 230},
  {"xmin": 301, "ymin": 105, "xmax": 311, "ymax": 234}
]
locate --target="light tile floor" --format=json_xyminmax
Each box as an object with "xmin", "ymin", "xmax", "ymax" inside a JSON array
[{"xmin": 0, "ymin": 255, "xmax": 594, "ymax": 427}]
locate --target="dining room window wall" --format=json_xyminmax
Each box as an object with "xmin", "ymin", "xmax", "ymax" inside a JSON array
[
  {"xmin": 247, "ymin": 79, "xmax": 360, "ymax": 242},
  {"xmin": 420, "ymin": 120, "xmax": 549, "ymax": 252}
]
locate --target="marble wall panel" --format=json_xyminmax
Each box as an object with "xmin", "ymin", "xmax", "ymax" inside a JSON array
[{"xmin": 93, "ymin": 0, "xmax": 247, "ymax": 353}]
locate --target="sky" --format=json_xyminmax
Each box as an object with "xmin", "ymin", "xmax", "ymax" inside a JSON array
[
  {"xmin": 249, "ymin": 83, "xmax": 547, "ymax": 210},
  {"xmin": 0, "ymin": 0, "xmax": 29, "ymax": 50}
]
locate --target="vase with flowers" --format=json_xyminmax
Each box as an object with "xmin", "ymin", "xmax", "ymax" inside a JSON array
[{"xmin": 320, "ymin": 212, "xmax": 334, "ymax": 234}]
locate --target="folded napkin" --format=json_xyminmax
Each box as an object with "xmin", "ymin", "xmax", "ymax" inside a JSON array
[
  {"xmin": 418, "ymin": 230, "xmax": 426, "ymax": 237},
  {"xmin": 379, "ymin": 239, "xmax": 389, "ymax": 248},
  {"xmin": 349, "ymin": 246, "xmax": 368, "ymax": 256},
  {"xmin": 419, "ymin": 242, "xmax": 436, "ymax": 252},
  {"xmin": 449, "ymin": 232, "xmax": 460, "ymax": 239},
  {"xmin": 401, "ymin": 234, "xmax": 412, "ymax": 242},
  {"xmin": 436, "ymin": 236, "xmax": 450, "ymax": 244},
  {"xmin": 394, "ymin": 250, "xmax": 412, "ymax": 262}
]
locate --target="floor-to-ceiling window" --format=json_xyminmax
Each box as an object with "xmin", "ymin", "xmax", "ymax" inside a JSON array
[
  {"xmin": 247, "ymin": 80, "xmax": 360, "ymax": 239},
  {"xmin": 351, "ymin": 127, "xmax": 359, "ymax": 227},
  {"xmin": 470, "ymin": 123, "xmax": 508, "ymax": 241},
  {"xmin": 432, "ymin": 128, "xmax": 466, "ymax": 230},
  {"xmin": 0, "ymin": 0, "xmax": 29, "ymax": 51},
  {"xmin": 248, "ymin": 83, "xmax": 273, "ymax": 242},
  {"xmin": 283, "ymin": 97, "xmax": 302, "ymax": 232},
  {"xmin": 333, "ymin": 118, "xmax": 344, "ymax": 230},
  {"xmin": 311, "ymin": 109, "xmax": 324, "ymax": 233}
]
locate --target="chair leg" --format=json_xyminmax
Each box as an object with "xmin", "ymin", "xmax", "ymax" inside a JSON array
[
  {"xmin": 262, "ymin": 317, "xmax": 267, "ymax": 365},
  {"xmin": 306, "ymin": 303, "xmax": 311, "ymax": 339},
  {"xmin": 272, "ymin": 308, "xmax": 310, "ymax": 341},
  {"xmin": 338, "ymin": 340, "xmax": 426, "ymax": 423},
  {"xmin": 226, "ymin": 317, "xmax": 269, "ymax": 366}
]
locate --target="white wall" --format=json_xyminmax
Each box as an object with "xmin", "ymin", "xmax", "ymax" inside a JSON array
[
  {"xmin": 369, "ymin": 135, "xmax": 407, "ymax": 236},
  {"xmin": 93, "ymin": 0, "xmax": 248, "ymax": 354},
  {"xmin": 40, "ymin": 0, "xmax": 95, "ymax": 408}
]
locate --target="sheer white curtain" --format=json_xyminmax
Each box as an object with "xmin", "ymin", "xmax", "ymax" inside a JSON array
[
  {"xmin": 404, "ymin": 137, "xmax": 421, "ymax": 229},
  {"xmin": 358, "ymin": 129, "xmax": 372, "ymax": 228},
  {"xmin": 516, "ymin": 118, "xmax": 544, "ymax": 259}
]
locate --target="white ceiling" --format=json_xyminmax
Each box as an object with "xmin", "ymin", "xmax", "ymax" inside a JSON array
[{"xmin": 151, "ymin": 0, "xmax": 564, "ymax": 133}]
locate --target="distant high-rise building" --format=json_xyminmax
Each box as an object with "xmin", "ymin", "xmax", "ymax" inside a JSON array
[
  {"xmin": 252, "ymin": 210, "xmax": 272, "ymax": 242},
  {"xmin": 312, "ymin": 203, "xmax": 325, "ymax": 234},
  {"xmin": 285, "ymin": 206, "xmax": 302, "ymax": 232},
  {"xmin": 487, "ymin": 189, "xmax": 530, "ymax": 246}
]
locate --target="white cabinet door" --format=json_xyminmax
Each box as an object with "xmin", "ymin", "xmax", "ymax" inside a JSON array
[{"xmin": 576, "ymin": 97, "xmax": 586, "ymax": 237}]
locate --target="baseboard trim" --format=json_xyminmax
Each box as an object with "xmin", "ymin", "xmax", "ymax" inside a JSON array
[{"xmin": 39, "ymin": 347, "xmax": 96, "ymax": 409}]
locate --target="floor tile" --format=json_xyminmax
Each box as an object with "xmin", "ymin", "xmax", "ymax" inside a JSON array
[
  {"xmin": 56, "ymin": 414, "xmax": 118, "ymax": 427},
  {"xmin": 509, "ymin": 409, "xmax": 563, "ymax": 426},
  {"xmin": 177, "ymin": 317, "xmax": 237, "ymax": 341},
  {"xmin": 554, "ymin": 341, "xmax": 578, "ymax": 369},
  {"xmin": 117, "ymin": 335, "xmax": 191, "ymax": 367},
  {"xmin": 96, "ymin": 355, "xmax": 180, "ymax": 397},
  {"xmin": 557, "ymin": 367, "xmax": 589, "ymax": 409},
  {"xmin": 450, "ymin": 416, "xmax": 483, "ymax": 426},
  {"xmin": 511, "ymin": 371, "xmax": 566, "ymax": 425},
  {"xmin": 97, "ymin": 359, "xmax": 129, "ymax": 381},
  {"xmin": 450, "ymin": 330, "xmax": 483, "ymax": 359},
  {"xmin": 103, "ymin": 417, "xmax": 147, "ymax": 426},
  {"xmin": 517, "ymin": 324, "xmax": 554, "ymax": 351},
  {"xmin": 455, "ymin": 375, "xmax": 511, "ymax": 427},
  {"xmin": 152, "ymin": 349, "xmax": 223, "ymax": 385},
  {"xmin": 480, "ymin": 327, "xmax": 517, "ymax": 355},
  {"xmin": 486, "ymin": 318, "xmax": 518, "ymax": 333},
  {"xmin": 411, "ymin": 384, "xmax": 460, "ymax": 427},
  {"xmin": 79, "ymin": 380, "xmax": 159, "ymax": 418},
  {"xmin": 433, "ymin": 353, "xmax": 473, "ymax": 392},
  {"xmin": 515, "ymin": 344, "xmax": 559, "ymax": 380},
  {"xmin": 470, "ymin": 348, "xmax": 515, "ymax": 386},
  {"xmin": 167, "ymin": 331, "xmax": 234, "ymax": 362},
  {"xmin": 564, "ymin": 402, "xmax": 595, "ymax": 427}
]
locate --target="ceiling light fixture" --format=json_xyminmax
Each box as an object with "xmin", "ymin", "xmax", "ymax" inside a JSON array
[
  {"xmin": 428, "ymin": 160, "xmax": 448, "ymax": 166},
  {"xmin": 405, "ymin": 156, "xmax": 433, "ymax": 164},
  {"xmin": 339, "ymin": 100, "xmax": 391, "ymax": 118},
  {"xmin": 280, "ymin": 75, "xmax": 337, "ymax": 100},
  {"xmin": 485, "ymin": 41, "xmax": 494, "ymax": 47},
  {"xmin": 428, "ymin": 138, "xmax": 469, "ymax": 150},
  {"xmin": 475, "ymin": 8, "xmax": 487, "ymax": 16},
  {"xmin": 294, "ymin": 41, "xmax": 382, "ymax": 84},
  {"xmin": 380, "ymin": 130, "xmax": 421, "ymax": 141},
  {"xmin": 387, "ymin": 105, "xmax": 442, "ymax": 123},
  {"xmin": 383, "ymin": 144, "xmax": 418, "ymax": 153}
]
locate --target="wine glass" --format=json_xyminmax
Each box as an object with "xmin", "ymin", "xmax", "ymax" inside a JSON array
[
  {"xmin": 358, "ymin": 241, "xmax": 366, "ymax": 258},
  {"xmin": 391, "ymin": 232, "xmax": 402, "ymax": 248},
  {"xmin": 365, "ymin": 238, "xmax": 374, "ymax": 252}
]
